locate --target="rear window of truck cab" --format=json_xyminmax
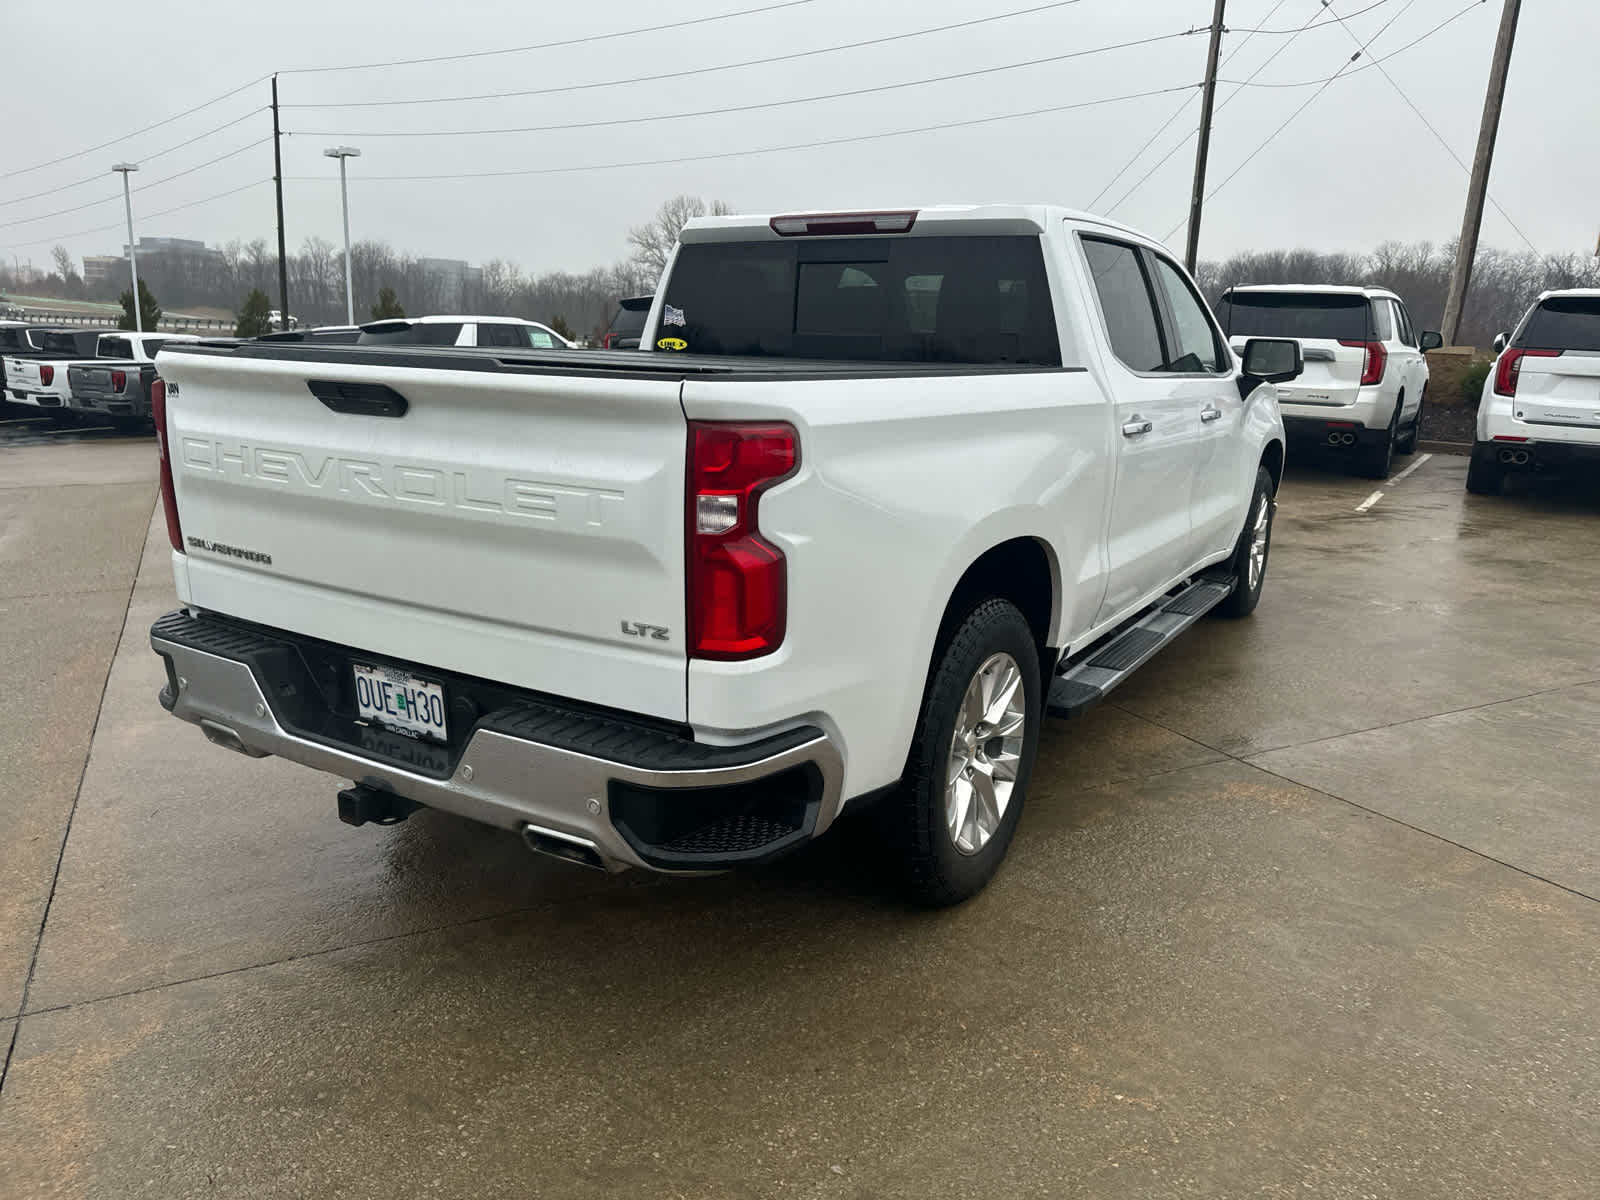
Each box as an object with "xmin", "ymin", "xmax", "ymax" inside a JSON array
[
  {"xmin": 658, "ymin": 235, "xmax": 1060, "ymax": 365},
  {"xmin": 1218, "ymin": 292, "xmax": 1371, "ymax": 342},
  {"xmin": 1519, "ymin": 297, "xmax": 1600, "ymax": 351}
]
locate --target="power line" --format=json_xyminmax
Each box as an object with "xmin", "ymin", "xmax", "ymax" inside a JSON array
[
  {"xmin": 1089, "ymin": 0, "xmax": 1296, "ymax": 211},
  {"xmin": 1102, "ymin": 0, "xmax": 1328, "ymax": 216},
  {"xmin": 1218, "ymin": 0, "xmax": 1491, "ymax": 86},
  {"xmin": 0, "ymin": 179, "xmax": 271, "ymax": 253},
  {"xmin": 1322, "ymin": 0, "xmax": 1536, "ymax": 251},
  {"xmin": 1162, "ymin": 0, "xmax": 1439, "ymax": 240},
  {"xmin": 291, "ymin": 29, "xmax": 1194, "ymax": 140},
  {"xmin": 280, "ymin": 0, "xmax": 820, "ymax": 75},
  {"xmin": 0, "ymin": 77, "xmax": 268, "ymax": 183},
  {"xmin": 282, "ymin": 0, "xmax": 1092, "ymax": 110},
  {"xmin": 0, "ymin": 108, "xmax": 268, "ymax": 211},
  {"xmin": 1227, "ymin": 0, "xmax": 1393, "ymax": 33},
  {"xmin": 287, "ymin": 83, "xmax": 1196, "ymax": 184},
  {"xmin": 0, "ymin": 139, "xmax": 272, "ymax": 233}
]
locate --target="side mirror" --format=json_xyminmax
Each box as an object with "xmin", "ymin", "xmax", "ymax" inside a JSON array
[
  {"xmin": 1492, "ymin": 332, "xmax": 1508, "ymax": 354},
  {"xmin": 1238, "ymin": 337, "xmax": 1302, "ymax": 400},
  {"xmin": 1419, "ymin": 330, "xmax": 1443, "ymax": 352}
]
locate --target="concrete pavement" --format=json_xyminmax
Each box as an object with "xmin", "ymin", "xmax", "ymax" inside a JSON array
[{"xmin": 0, "ymin": 430, "xmax": 1596, "ymax": 1198}]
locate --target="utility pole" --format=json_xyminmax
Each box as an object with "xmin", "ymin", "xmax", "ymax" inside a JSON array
[
  {"xmin": 112, "ymin": 163, "xmax": 142, "ymax": 333},
  {"xmin": 271, "ymin": 73, "xmax": 290, "ymax": 329},
  {"xmin": 1440, "ymin": 0, "xmax": 1521, "ymax": 346},
  {"xmin": 1184, "ymin": 0, "xmax": 1227, "ymax": 273}
]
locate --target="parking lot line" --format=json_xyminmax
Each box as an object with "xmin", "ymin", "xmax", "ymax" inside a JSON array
[
  {"xmin": 1355, "ymin": 490, "xmax": 1384, "ymax": 513},
  {"xmin": 1386, "ymin": 452, "xmax": 1433, "ymax": 486}
]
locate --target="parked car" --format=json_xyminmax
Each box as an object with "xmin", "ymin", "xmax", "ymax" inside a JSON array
[
  {"xmin": 1468, "ymin": 288, "xmax": 1600, "ymax": 494},
  {"xmin": 355, "ymin": 315, "xmax": 574, "ymax": 349},
  {"xmin": 267, "ymin": 310, "xmax": 300, "ymax": 332},
  {"xmin": 147, "ymin": 204, "xmax": 1296, "ymax": 906},
  {"xmin": 3, "ymin": 329, "xmax": 104, "ymax": 409},
  {"xmin": 602, "ymin": 296, "xmax": 653, "ymax": 348},
  {"xmin": 1217, "ymin": 284, "xmax": 1441, "ymax": 477},
  {"xmin": 66, "ymin": 333, "xmax": 199, "ymax": 429}
]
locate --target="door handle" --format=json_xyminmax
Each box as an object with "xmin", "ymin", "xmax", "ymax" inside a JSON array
[
  {"xmin": 1122, "ymin": 418, "xmax": 1154, "ymax": 438},
  {"xmin": 1201, "ymin": 405, "xmax": 1223, "ymax": 423}
]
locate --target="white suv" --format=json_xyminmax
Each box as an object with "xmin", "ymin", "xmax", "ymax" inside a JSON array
[
  {"xmin": 356, "ymin": 315, "xmax": 574, "ymax": 349},
  {"xmin": 1218, "ymin": 285, "xmax": 1442, "ymax": 477},
  {"xmin": 1469, "ymin": 289, "xmax": 1600, "ymax": 494}
]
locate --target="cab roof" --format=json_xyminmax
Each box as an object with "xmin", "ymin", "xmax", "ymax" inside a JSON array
[{"xmin": 679, "ymin": 204, "xmax": 1158, "ymax": 245}]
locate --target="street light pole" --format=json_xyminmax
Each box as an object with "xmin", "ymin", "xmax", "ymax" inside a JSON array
[
  {"xmin": 323, "ymin": 146, "xmax": 361, "ymax": 326},
  {"xmin": 112, "ymin": 162, "xmax": 142, "ymax": 332}
]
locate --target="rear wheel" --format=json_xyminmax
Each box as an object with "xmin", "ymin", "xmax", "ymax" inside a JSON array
[
  {"xmin": 885, "ymin": 598, "xmax": 1041, "ymax": 907},
  {"xmin": 1360, "ymin": 403, "xmax": 1400, "ymax": 478},
  {"xmin": 1465, "ymin": 444, "xmax": 1505, "ymax": 495},
  {"xmin": 1397, "ymin": 390, "xmax": 1423, "ymax": 455}
]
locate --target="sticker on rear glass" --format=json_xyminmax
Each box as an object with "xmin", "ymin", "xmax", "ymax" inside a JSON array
[
  {"xmin": 662, "ymin": 305, "xmax": 686, "ymax": 327},
  {"xmin": 657, "ymin": 337, "xmax": 687, "ymax": 351}
]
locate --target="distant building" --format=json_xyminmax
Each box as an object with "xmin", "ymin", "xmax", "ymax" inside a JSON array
[
  {"xmin": 416, "ymin": 257, "xmax": 484, "ymax": 305},
  {"xmin": 83, "ymin": 256, "xmax": 124, "ymax": 289}
]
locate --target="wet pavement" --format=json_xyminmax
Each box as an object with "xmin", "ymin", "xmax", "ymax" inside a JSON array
[{"xmin": 1, "ymin": 417, "xmax": 1597, "ymax": 1198}]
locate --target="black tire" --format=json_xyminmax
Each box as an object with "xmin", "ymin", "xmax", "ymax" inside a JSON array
[
  {"xmin": 1465, "ymin": 444, "xmax": 1504, "ymax": 496},
  {"xmin": 885, "ymin": 598, "xmax": 1041, "ymax": 907},
  {"xmin": 111, "ymin": 416, "xmax": 149, "ymax": 435},
  {"xmin": 1216, "ymin": 465, "xmax": 1276, "ymax": 619},
  {"xmin": 1359, "ymin": 403, "xmax": 1400, "ymax": 478},
  {"xmin": 1397, "ymin": 390, "xmax": 1422, "ymax": 455}
]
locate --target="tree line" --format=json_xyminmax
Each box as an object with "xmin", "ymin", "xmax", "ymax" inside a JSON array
[{"xmin": 6, "ymin": 195, "xmax": 1596, "ymax": 347}]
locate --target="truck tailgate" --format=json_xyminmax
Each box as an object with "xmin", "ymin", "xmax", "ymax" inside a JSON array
[{"xmin": 161, "ymin": 351, "xmax": 690, "ymax": 721}]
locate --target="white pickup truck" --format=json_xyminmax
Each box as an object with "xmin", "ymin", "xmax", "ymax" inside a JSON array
[
  {"xmin": 149, "ymin": 205, "xmax": 1298, "ymax": 905},
  {"xmin": 4, "ymin": 328, "xmax": 103, "ymax": 409}
]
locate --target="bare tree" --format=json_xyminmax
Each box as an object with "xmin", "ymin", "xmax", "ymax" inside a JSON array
[
  {"xmin": 627, "ymin": 195, "xmax": 733, "ymax": 281},
  {"xmin": 51, "ymin": 244, "xmax": 74, "ymax": 282}
]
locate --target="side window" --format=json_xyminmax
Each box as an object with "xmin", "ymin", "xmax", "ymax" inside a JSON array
[
  {"xmin": 1393, "ymin": 300, "xmax": 1417, "ymax": 347},
  {"xmin": 527, "ymin": 328, "xmax": 559, "ymax": 349},
  {"xmin": 1149, "ymin": 254, "xmax": 1223, "ymax": 373},
  {"xmin": 1368, "ymin": 299, "xmax": 1394, "ymax": 341},
  {"xmin": 478, "ymin": 323, "xmax": 524, "ymax": 348},
  {"xmin": 1081, "ymin": 236, "xmax": 1165, "ymax": 373}
]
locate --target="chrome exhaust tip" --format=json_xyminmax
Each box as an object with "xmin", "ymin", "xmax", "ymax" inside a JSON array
[
  {"xmin": 199, "ymin": 719, "xmax": 269, "ymax": 758},
  {"xmin": 521, "ymin": 823, "xmax": 607, "ymax": 871}
]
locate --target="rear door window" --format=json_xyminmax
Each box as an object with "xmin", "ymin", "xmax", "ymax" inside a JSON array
[
  {"xmin": 1518, "ymin": 297, "xmax": 1600, "ymax": 351},
  {"xmin": 477, "ymin": 323, "xmax": 527, "ymax": 349},
  {"xmin": 1081, "ymin": 237, "xmax": 1165, "ymax": 373},
  {"xmin": 1391, "ymin": 300, "xmax": 1417, "ymax": 347},
  {"xmin": 657, "ymin": 235, "xmax": 1060, "ymax": 365},
  {"xmin": 1218, "ymin": 293, "xmax": 1369, "ymax": 341}
]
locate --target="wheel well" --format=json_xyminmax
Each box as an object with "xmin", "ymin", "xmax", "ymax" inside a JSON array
[
  {"xmin": 938, "ymin": 538, "xmax": 1054, "ymax": 653},
  {"xmin": 1261, "ymin": 440, "xmax": 1284, "ymax": 493}
]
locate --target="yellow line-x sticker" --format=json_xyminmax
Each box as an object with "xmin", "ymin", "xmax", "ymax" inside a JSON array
[{"xmin": 657, "ymin": 337, "xmax": 687, "ymax": 351}]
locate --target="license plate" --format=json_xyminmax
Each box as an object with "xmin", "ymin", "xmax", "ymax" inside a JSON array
[{"xmin": 352, "ymin": 662, "xmax": 448, "ymax": 743}]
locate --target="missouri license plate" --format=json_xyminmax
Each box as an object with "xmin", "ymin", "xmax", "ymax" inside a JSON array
[{"xmin": 352, "ymin": 662, "xmax": 448, "ymax": 743}]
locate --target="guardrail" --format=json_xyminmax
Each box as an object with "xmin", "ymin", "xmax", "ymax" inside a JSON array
[{"xmin": 6, "ymin": 311, "xmax": 236, "ymax": 332}]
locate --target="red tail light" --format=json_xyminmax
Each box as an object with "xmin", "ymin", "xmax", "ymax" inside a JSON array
[
  {"xmin": 39, "ymin": 364, "xmax": 54, "ymax": 386},
  {"xmin": 686, "ymin": 421, "xmax": 797, "ymax": 660},
  {"xmin": 1338, "ymin": 339, "xmax": 1387, "ymax": 386},
  {"xmin": 111, "ymin": 369, "xmax": 127, "ymax": 392},
  {"xmin": 1493, "ymin": 347, "xmax": 1560, "ymax": 397},
  {"xmin": 151, "ymin": 378, "xmax": 184, "ymax": 553},
  {"xmin": 602, "ymin": 333, "xmax": 617, "ymax": 349}
]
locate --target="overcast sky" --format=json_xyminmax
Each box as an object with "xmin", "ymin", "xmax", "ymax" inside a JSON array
[{"xmin": 3, "ymin": 0, "xmax": 1593, "ymax": 277}]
